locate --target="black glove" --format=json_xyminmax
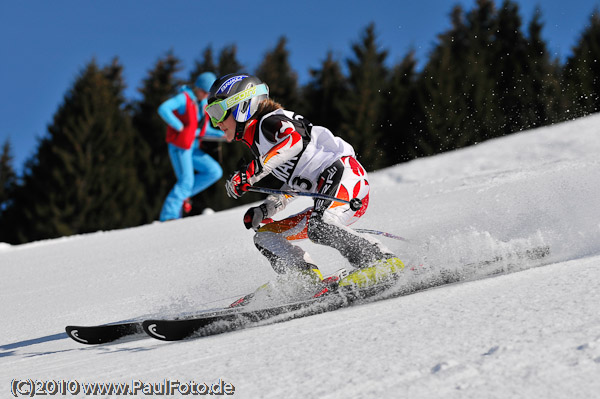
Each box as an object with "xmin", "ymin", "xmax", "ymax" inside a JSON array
[{"xmin": 243, "ymin": 204, "xmax": 269, "ymax": 230}]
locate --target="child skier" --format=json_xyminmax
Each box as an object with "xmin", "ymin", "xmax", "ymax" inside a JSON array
[{"xmin": 206, "ymin": 74, "xmax": 404, "ymax": 297}]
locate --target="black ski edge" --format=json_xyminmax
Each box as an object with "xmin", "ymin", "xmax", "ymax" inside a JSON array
[{"xmin": 65, "ymin": 322, "xmax": 144, "ymax": 345}]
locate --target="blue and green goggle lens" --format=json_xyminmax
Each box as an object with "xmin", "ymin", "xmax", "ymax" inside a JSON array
[
  {"xmin": 206, "ymin": 84, "xmax": 268, "ymax": 125},
  {"xmin": 206, "ymin": 99, "xmax": 230, "ymax": 125}
]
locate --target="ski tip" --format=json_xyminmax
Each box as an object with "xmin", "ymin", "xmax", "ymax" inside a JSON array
[
  {"xmin": 65, "ymin": 326, "xmax": 92, "ymax": 345},
  {"xmin": 65, "ymin": 322, "xmax": 143, "ymax": 345}
]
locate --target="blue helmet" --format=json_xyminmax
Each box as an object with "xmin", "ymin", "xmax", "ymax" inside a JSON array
[
  {"xmin": 207, "ymin": 74, "xmax": 269, "ymax": 124},
  {"xmin": 194, "ymin": 72, "xmax": 217, "ymax": 92}
]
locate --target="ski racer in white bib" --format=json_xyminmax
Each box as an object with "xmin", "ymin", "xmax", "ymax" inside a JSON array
[{"xmin": 206, "ymin": 74, "xmax": 404, "ymax": 297}]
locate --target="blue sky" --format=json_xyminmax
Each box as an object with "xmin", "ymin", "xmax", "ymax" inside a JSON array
[{"xmin": 1, "ymin": 0, "xmax": 599, "ymax": 174}]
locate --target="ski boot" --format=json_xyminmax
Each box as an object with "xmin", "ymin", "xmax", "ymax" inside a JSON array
[
  {"xmin": 312, "ymin": 268, "xmax": 349, "ymax": 298},
  {"xmin": 338, "ymin": 257, "xmax": 405, "ymax": 289},
  {"xmin": 182, "ymin": 198, "xmax": 192, "ymax": 214}
]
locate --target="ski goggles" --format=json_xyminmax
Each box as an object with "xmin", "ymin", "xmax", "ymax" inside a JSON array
[{"xmin": 206, "ymin": 83, "xmax": 269, "ymax": 125}]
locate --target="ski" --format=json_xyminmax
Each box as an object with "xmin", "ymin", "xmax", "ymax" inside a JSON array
[
  {"xmin": 141, "ymin": 275, "xmax": 402, "ymax": 342},
  {"xmin": 65, "ymin": 322, "xmax": 144, "ymax": 345},
  {"xmin": 66, "ymin": 245, "xmax": 551, "ymax": 344},
  {"xmin": 64, "ymin": 307, "xmax": 243, "ymax": 345},
  {"xmin": 142, "ymin": 294, "xmax": 350, "ymax": 341}
]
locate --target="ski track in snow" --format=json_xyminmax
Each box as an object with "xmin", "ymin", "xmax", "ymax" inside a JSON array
[{"xmin": 1, "ymin": 114, "xmax": 600, "ymax": 398}]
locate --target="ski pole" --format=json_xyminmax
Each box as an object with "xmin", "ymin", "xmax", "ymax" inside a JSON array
[
  {"xmin": 201, "ymin": 135, "xmax": 228, "ymax": 142},
  {"xmin": 248, "ymin": 188, "xmax": 408, "ymax": 242},
  {"xmin": 246, "ymin": 186, "xmax": 363, "ymax": 211}
]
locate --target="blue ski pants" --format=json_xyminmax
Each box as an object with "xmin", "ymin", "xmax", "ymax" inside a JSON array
[{"xmin": 159, "ymin": 141, "xmax": 223, "ymax": 221}]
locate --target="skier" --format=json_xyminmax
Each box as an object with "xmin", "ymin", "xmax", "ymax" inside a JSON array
[
  {"xmin": 158, "ymin": 72, "xmax": 225, "ymax": 221},
  {"xmin": 206, "ymin": 74, "xmax": 404, "ymax": 297}
]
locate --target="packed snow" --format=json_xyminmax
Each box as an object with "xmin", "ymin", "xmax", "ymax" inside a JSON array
[{"xmin": 1, "ymin": 114, "xmax": 599, "ymax": 398}]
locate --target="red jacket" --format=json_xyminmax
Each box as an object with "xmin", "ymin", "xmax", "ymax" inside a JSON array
[{"xmin": 165, "ymin": 92, "xmax": 198, "ymax": 149}]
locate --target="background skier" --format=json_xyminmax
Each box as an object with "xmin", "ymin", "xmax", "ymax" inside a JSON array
[{"xmin": 158, "ymin": 72, "xmax": 224, "ymax": 221}]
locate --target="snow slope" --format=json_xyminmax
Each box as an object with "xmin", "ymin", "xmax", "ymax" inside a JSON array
[{"xmin": 1, "ymin": 114, "xmax": 599, "ymax": 398}]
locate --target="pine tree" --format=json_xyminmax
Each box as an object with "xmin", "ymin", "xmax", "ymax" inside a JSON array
[
  {"xmin": 217, "ymin": 44, "xmax": 245, "ymax": 76},
  {"xmin": 562, "ymin": 10, "xmax": 600, "ymax": 117},
  {"xmin": 492, "ymin": 0, "xmax": 535, "ymax": 135},
  {"xmin": 340, "ymin": 23, "xmax": 389, "ymax": 171},
  {"xmin": 2, "ymin": 59, "xmax": 144, "ymax": 244},
  {"xmin": 524, "ymin": 8, "xmax": 564, "ymax": 127},
  {"xmin": 382, "ymin": 50, "xmax": 421, "ymax": 164},
  {"xmin": 130, "ymin": 52, "xmax": 183, "ymax": 222},
  {"xmin": 301, "ymin": 51, "xmax": 348, "ymax": 134},
  {"xmin": 255, "ymin": 37, "xmax": 301, "ymax": 110},
  {"xmin": 189, "ymin": 46, "xmax": 217, "ymax": 84},
  {"xmin": 0, "ymin": 140, "xmax": 17, "ymax": 214},
  {"xmin": 417, "ymin": 4, "xmax": 489, "ymax": 154}
]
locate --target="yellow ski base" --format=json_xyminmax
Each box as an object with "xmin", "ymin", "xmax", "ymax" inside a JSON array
[{"xmin": 338, "ymin": 257, "xmax": 405, "ymax": 289}]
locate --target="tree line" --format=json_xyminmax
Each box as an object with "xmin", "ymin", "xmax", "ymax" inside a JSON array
[{"xmin": 2, "ymin": 0, "xmax": 600, "ymax": 244}]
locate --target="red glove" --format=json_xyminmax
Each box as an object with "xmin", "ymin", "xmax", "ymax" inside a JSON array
[
  {"xmin": 225, "ymin": 171, "xmax": 249, "ymax": 199},
  {"xmin": 225, "ymin": 160, "xmax": 262, "ymax": 199}
]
